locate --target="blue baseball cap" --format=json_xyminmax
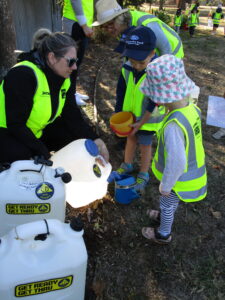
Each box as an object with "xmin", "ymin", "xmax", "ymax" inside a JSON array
[
  {"xmin": 122, "ymin": 26, "xmax": 156, "ymax": 61},
  {"xmin": 114, "ymin": 26, "xmax": 135, "ymax": 54}
]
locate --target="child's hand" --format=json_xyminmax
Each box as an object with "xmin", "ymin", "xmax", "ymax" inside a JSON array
[
  {"xmin": 159, "ymin": 183, "xmax": 171, "ymax": 196},
  {"xmin": 129, "ymin": 121, "xmax": 142, "ymax": 136}
]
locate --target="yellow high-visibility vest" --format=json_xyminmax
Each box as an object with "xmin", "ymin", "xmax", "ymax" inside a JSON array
[
  {"xmin": 152, "ymin": 104, "xmax": 207, "ymax": 202},
  {"xmin": 130, "ymin": 10, "xmax": 184, "ymax": 58},
  {"xmin": 122, "ymin": 63, "xmax": 165, "ymax": 132},
  {"xmin": 0, "ymin": 61, "xmax": 70, "ymax": 138},
  {"xmin": 63, "ymin": 0, "xmax": 94, "ymax": 27}
]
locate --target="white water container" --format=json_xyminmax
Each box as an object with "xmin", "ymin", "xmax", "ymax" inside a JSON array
[
  {"xmin": 0, "ymin": 160, "xmax": 70, "ymax": 236},
  {"xmin": 51, "ymin": 139, "xmax": 112, "ymax": 208},
  {"xmin": 0, "ymin": 219, "xmax": 87, "ymax": 300}
]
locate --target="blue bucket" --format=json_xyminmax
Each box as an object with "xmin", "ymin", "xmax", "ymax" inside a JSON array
[{"xmin": 114, "ymin": 174, "xmax": 140, "ymax": 204}]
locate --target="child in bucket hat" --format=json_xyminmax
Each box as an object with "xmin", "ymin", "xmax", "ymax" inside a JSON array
[
  {"xmin": 140, "ymin": 54, "xmax": 207, "ymax": 244},
  {"xmin": 114, "ymin": 26, "xmax": 166, "ymax": 193}
]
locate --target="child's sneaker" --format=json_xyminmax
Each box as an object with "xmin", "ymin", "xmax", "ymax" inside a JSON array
[
  {"xmin": 116, "ymin": 162, "xmax": 133, "ymax": 175},
  {"xmin": 134, "ymin": 173, "xmax": 149, "ymax": 192},
  {"xmin": 142, "ymin": 227, "xmax": 172, "ymax": 244}
]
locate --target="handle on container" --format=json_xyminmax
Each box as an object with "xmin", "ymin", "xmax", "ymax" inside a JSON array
[
  {"xmin": 15, "ymin": 219, "xmax": 63, "ymax": 240},
  {"xmin": 34, "ymin": 156, "xmax": 53, "ymax": 166},
  {"xmin": 9, "ymin": 160, "xmax": 44, "ymax": 173},
  {"xmin": 0, "ymin": 162, "xmax": 11, "ymax": 173}
]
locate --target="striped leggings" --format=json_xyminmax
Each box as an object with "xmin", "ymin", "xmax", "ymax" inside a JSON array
[{"xmin": 158, "ymin": 191, "xmax": 180, "ymax": 237}]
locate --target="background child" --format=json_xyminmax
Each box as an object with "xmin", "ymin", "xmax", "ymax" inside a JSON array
[
  {"xmin": 140, "ymin": 54, "xmax": 207, "ymax": 244},
  {"xmin": 211, "ymin": 7, "xmax": 224, "ymax": 35},
  {"xmin": 188, "ymin": 8, "xmax": 199, "ymax": 37},
  {"xmin": 174, "ymin": 8, "xmax": 183, "ymax": 34},
  {"xmin": 114, "ymin": 26, "xmax": 165, "ymax": 193}
]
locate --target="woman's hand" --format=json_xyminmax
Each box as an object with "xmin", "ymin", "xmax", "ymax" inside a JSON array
[{"xmin": 94, "ymin": 138, "xmax": 109, "ymax": 162}]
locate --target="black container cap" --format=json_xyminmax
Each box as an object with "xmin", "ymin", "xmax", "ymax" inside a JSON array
[
  {"xmin": 70, "ymin": 217, "xmax": 83, "ymax": 232},
  {"xmin": 61, "ymin": 172, "xmax": 72, "ymax": 183}
]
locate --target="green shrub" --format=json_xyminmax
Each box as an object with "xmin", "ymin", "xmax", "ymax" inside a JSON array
[{"xmin": 154, "ymin": 10, "xmax": 172, "ymax": 25}]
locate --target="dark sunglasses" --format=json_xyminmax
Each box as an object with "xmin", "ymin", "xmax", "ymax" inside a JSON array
[{"xmin": 60, "ymin": 55, "xmax": 78, "ymax": 67}]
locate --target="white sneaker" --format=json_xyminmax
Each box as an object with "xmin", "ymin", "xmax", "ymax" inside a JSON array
[
  {"xmin": 212, "ymin": 128, "xmax": 225, "ymax": 140},
  {"xmin": 75, "ymin": 93, "xmax": 87, "ymax": 106},
  {"xmin": 76, "ymin": 92, "xmax": 89, "ymax": 101}
]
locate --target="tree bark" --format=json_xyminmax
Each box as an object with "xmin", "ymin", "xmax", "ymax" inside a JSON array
[
  {"xmin": 178, "ymin": 0, "xmax": 190, "ymax": 9},
  {"xmin": 0, "ymin": 0, "xmax": 16, "ymax": 81},
  {"xmin": 159, "ymin": 0, "xmax": 165, "ymax": 10}
]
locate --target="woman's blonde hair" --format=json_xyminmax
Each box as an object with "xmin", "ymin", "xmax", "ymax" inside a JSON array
[
  {"xmin": 32, "ymin": 28, "xmax": 52, "ymax": 50},
  {"xmin": 37, "ymin": 32, "xmax": 77, "ymax": 59}
]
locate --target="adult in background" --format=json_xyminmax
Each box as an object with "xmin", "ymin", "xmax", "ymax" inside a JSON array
[
  {"xmin": 92, "ymin": 0, "xmax": 184, "ymax": 58},
  {"xmin": 0, "ymin": 32, "xmax": 109, "ymax": 163},
  {"xmin": 62, "ymin": 0, "xmax": 94, "ymax": 106}
]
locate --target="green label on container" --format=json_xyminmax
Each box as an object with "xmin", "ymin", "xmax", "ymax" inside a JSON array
[
  {"xmin": 15, "ymin": 275, "xmax": 73, "ymax": 297},
  {"xmin": 6, "ymin": 203, "xmax": 51, "ymax": 214}
]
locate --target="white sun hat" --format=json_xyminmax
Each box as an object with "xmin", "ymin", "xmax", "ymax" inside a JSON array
[
  {"xmin": 92, "ymin": 0, "xmax": 128, "ymax": 26},
  {"xmin": 140, "ymin": 54, "xmax": 196, "ymax": 104}
]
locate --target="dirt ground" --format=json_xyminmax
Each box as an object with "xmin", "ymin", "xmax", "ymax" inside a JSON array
[{"xmin": 67, "ymin": 14, "xmax": 225, "ymax": 300}]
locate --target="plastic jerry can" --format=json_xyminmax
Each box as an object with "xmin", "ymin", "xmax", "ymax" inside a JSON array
[
  {"xmin": 51, "ymin": 139, "xmax": 112, "ymax": 208},
  {"xmin": 51, "ymin": 139, "xmax": 111, "ymax": 182},
  {"xmin": 0, "ymin": 218, "xmax": 87, "ymax": 300},
  {"xmin": 0, "ymin": 160, "xmax": 71, "ymax": 237}
]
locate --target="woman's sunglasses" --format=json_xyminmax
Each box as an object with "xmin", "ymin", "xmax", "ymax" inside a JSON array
[{"xmin": 60, "ymin": 56, "xmax": 79, "ymax": 67}]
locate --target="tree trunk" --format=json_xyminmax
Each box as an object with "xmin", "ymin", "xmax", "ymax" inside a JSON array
[
  {"xmin": 159, "ymin": 0, "xmax": 165, "ymax": 10},
  {"xmin": 178, "ymin": 0, "xmax": 190, "ymax": 9},
  {"xmin": 0, "ymin": 0, "xmax": 16, "ymax": 81}
]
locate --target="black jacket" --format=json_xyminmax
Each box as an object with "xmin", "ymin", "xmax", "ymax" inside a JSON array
[{"xmin": 2, "ymin": 51, "xmax": 98, "ymax": 158}]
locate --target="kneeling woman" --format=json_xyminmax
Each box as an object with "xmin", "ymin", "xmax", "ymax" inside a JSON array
[{"xmin": 0, "ymin": 32, "xmax": 108, "ymax": 163}]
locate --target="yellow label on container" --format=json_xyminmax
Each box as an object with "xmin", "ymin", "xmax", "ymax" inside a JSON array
[
  {"xmin": 15, "ymin": 275, "xmax": 73, "ymax": 297},
  {"xmin": 6, "ymin": 203, "xmax": 51, "ymax": 214}
]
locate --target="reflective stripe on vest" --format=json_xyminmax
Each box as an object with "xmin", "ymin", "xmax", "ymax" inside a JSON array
[
  {"xmin": 213, "ymin": 12, "xmax": 222, "ymax": 25},
  {"xmin": 0, "ymin": 61, "xmax": 70, "ymax": 138},
  {"xmin": 152, "ymin": 104, "xmax": 207, "ymax": 202},
  {"xmin": 63, "ymin": 0, "xmax": 94, "ymax": 26},
  {"xmin": 121, "ymin": 64, "xmax": 165, "ymax": 132},
  {"xmin": 130, "ymin": 10, "xmax": 184, "ymax": 58}
]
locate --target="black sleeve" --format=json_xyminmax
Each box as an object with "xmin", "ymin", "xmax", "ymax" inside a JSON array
[
  {"xmin": 146, "ymin": 98, "xmax": 156, "ymax": 113},
  {"xmin": 115, "ymin": 72, "xmax": 126, "ymax": 112},
  {"xmin": 3, "ymin": 66, "xmax": 50, "ymax": 158},
  {"xmin": 60, "ymin": 84, "xmax": 99, "ymax": 140}
]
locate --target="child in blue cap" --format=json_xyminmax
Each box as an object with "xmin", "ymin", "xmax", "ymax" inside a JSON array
[{"xmin": 114, "ymin": 25, "xmax": 165, "ymax": 193}]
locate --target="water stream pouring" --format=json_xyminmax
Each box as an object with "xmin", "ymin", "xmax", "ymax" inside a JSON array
[
  {"xmin": 0, "ymin": 218, "xmax": 87, "ymax": 300},
  {"xmin": 51, "ymin": 139, "xmax": 112, "ymax": 208},
  {"xmin": 0, "ymin": 159, "xmax": 71, "ymax": 237}
]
